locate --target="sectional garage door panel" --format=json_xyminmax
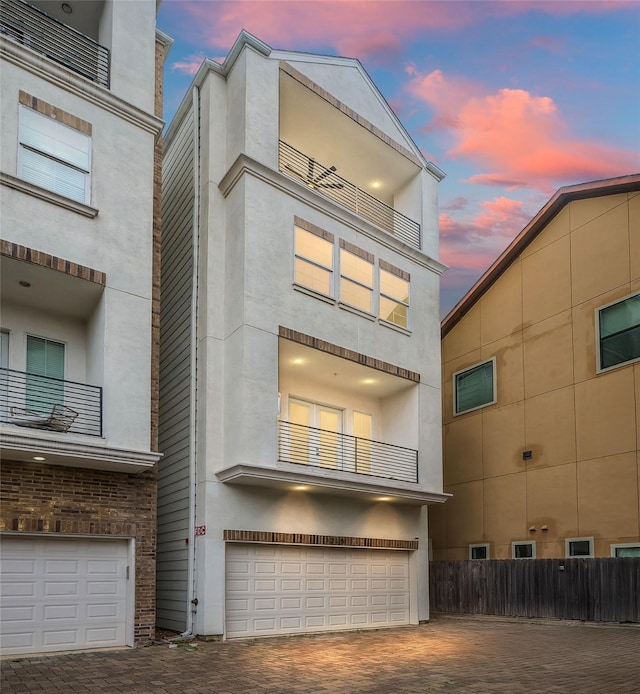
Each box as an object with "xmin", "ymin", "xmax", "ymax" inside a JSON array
[
  {"xmin": 0, "ymin": 536, "xmax": 129, "ymax": 655},
  {"xmin": 225, "ymin": 544, "xmax": 410, "ymax": 638}
]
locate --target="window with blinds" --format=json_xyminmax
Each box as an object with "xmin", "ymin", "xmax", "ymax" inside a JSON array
[
  {"xmin": 25, "ymin": 336, "xmax": 65, "ymax": 414},
  {"xmin": 18, "ymin": 106, "xmax": 91, "ymax": 204},
  {"xmin": 453, "ymin": 358, "xmax": 496, "ymax": 416}
]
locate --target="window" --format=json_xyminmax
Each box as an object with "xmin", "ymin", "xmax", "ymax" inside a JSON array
[
  {"xmin": 340, "ymin": 247, "xmax": 373, "ymax": 313},
  {"xmin": 611, "ymin": 544, "xmax": 640, "ymax": 558},
  {"xmin": 379, "ymin": 268, "xmax": 409, "ymax": 328},
  {"xmin": 512, "ymin": 541, "xmax": 535, "ymax": 559},
  {"xmin": 469, "ymin": 544, "xmax": 489, "ymax": 560},
  {"xmin": 26, "ymin": 336, "xmax": 65, "ymax": 414},
  {"xmin": 353, "ymin": 410, "xmax": 372, "ymax": 474},
  {"xmin": 18, "ymin": 105, "xmax": 91, "ymax": 204},
  {"xmin": 453, "ymin": 358, "xmax": 496, "ymax": 416},
  {"xmin": 596, "ymin": 292, "xmax": 640, "ymax": 371},
  {"xmin": 565, "ymin": 537, "xmax": 594, "ymax": 558},
  {"xmin": 294, "ymin": 227, "xmax": 333, "ymax": 296}
]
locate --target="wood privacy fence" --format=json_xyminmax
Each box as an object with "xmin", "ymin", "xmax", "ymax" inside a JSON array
[{"xmin": 429, "ymin": 559, "xmax": 640, "ymax": 622}]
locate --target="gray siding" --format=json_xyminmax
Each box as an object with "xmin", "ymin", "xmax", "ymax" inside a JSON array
[{"xmin": 157, "ymin": 107, "xmax": 195, "ymax": 632}]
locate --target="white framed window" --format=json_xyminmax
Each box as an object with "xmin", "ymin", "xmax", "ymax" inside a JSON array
[
  {"xmin": 453, "ymin": 357, "xmax": 496, "ymax": 416},
  {"xmin": 565, "ymin": 537, "xmax": 594, "ymax": 558},
  {"xmin": 469, "ymin": 543, "xmax": 490, "ymax": 560},
  {"xmin": 379, "ymin": 267, "xmax": 409, "ymax": 328},
  {"xmin": 294, "ymin": 226, "xmax": 334, "ymax": 297},
  {"xmin": 596, "ymin": 292, "xmax": 640, "ymax": 372},
  {"xmin": 512, "ymin": 541, "xmax": 535, "ymax": 559},
  {"xmin": 610, "ymin": 544, "xmax": 640, "ymax": 558},
  {"xmin": 18, "ymin": 105, "xmax": 91, "ymax": 204},
  {"xmin": 340, "ymin": 247, "xmax": 374, "ymax": 314}
]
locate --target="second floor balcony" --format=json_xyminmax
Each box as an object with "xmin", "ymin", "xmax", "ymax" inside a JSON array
[
  {"xmin": 279, "ymin": 141, "xmax": 421, "ymax": 249},
  {"xmin": 278, "ymin": 419, "xmax": 418, "ymax": 484},
  {"xmin": 0, "ymin": 0, "xmax": 110, "ymax": 88},
  {"xmin": 1, "ymin": 367, "xmax": 102, "ymax": 437}
]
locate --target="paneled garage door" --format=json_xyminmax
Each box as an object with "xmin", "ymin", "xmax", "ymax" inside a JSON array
[
  {"xmin": 225, "ymin": 544, "xmax": 410, "ymax": 638},
  {"xmin": 0, "ymin": 535, "xmax": 129, "ymax": 655}
]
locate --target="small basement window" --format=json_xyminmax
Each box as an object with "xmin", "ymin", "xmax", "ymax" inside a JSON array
[
  {"xmin": 565, "ymin": 537, "xmax": 594, "ymax": 558},
  {"xmin": 512, "ymin": 541, "xmax": 535, "ymax": 559},
  {"xmin": 469, "ymin": 544, "xmax": 489, "ymax": 560},
  {"xmin": 611, "ymin": 544, "xmax": 640, "ymax": 558}
]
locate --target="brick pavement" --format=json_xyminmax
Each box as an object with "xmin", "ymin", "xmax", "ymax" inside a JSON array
[{"xmin": 2, "ymin": 617, "xmax": 639, "ymax": 693}]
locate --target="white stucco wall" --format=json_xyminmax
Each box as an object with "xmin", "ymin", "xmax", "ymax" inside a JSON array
[{"xmin": 0, "ymin": 22, "xmax": 157, "ymax": 452}]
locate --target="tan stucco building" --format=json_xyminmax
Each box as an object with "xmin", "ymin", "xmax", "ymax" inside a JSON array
[{"xmin": 430, "ymin": 174, "xmax": 640, "ymax": 561}]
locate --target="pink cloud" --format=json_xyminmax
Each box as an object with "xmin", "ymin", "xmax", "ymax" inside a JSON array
[
  {"xmin": 408, "ymin": 71, "xmax": 639, "ymax": 193},
  {"xmin": 165, "ymin": 1, "xmax": 481, "ymax": 59},
  {"xmin": 171, "ymin": 53, "xmax": 207, "ymax": 75}
]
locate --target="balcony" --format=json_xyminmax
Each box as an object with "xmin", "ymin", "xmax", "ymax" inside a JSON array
[
  {"xmin": 0, "ymin": 0, "xmax": 110, "ymax": 88},
  {"xmin": 279, "ymin": 141, "xmax": 421, "ymax": 249},
  {"xmin": 278, "ymin": 420, "xmax": 418, "ymax": 484},
  {"xmin": 0, "ymin": 367, "xmax": 102, "ymax": 437}
]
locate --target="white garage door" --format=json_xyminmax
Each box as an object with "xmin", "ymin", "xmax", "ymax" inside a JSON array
[
  {"xmin": 0, "ymin": 535, "xmax": 129, "ymax": 655},
  {"xmin": 225, "ymin": 544, "xmax": 410, "ymax": 638}
]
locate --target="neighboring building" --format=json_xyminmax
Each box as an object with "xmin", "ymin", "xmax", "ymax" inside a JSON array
[
  {"xmin": 159, "ymin": 31, "xmax": 447, "ymax": 639},
  {"xmin": 0, "ymin": 0, "xmax": 171, "ymax": 655},
  {"xmin": 430, "ymin": 175, "xmax": 640, "ymax": 561}
]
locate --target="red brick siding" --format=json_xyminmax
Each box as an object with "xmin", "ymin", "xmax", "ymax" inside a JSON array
[{"xmin": 0, "ymin": 461, "xmax": 157, "ymax": 644}]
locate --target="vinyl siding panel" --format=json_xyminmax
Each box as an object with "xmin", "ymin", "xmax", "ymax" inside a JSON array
[{"xmin": 157, "ymin": 107, "xmax": 195, "ymax": 632}]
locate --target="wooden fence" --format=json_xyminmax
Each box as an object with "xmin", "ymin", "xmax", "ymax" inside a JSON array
[{"xmin": 429, "ymin": 558, "xmax": 640, "ymax": 622}]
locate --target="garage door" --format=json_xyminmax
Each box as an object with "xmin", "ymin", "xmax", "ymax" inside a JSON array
[
  {"xmin": 0, "ymin": 535, "xmax": 129, "ymax": 655},
  {"xmin": 225, "ymin": 544, "xmax": 410, "ymax": 638}
]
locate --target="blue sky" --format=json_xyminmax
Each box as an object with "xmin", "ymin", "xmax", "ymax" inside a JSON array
[{"xmin": 157, "ymin": 0, "xmax": 640, "ymax": 316}]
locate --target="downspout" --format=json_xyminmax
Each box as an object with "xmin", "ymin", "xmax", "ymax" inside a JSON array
[{"xmin": 182, "ymin": 83, "xmax": 200, "ymax": 639}]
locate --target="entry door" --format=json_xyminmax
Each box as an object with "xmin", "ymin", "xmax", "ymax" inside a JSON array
[
  {"xmin": 288, "ymin": 399, "xmax": 343, "ymax": 469},
  {"xmin": 0, "ymin": 331, "xmax": 8, "ymax": 421}
]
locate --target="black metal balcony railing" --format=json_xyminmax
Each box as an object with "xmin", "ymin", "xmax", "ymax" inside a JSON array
[
  {"xmin": 279, "ymin": 141, "xmax": 421, "ymax": 249},
  {"xmin": 0, "ymin": 367, "xmax": 102, "ymax": 437},
  {"xmin": 0, "ymin": 0, "xmax": 110, "ymax": 88},
  {"xmin": 278, "ymin": 420, "xmax": 418, "ymax": 484}
]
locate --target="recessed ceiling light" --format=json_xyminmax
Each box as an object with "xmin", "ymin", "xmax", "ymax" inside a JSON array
[
  {"xmin": 293, "ymin": 485, "xmax": 308, "ymax": 491},
  {"xmin": 19, "ymin": 280, "xmax": 31, "ymax": 288},
  {"xmin": 33, "ymin": 456, "xmax": 46, "ymax": 461},
  {"xmin": 61, "ymin": 3, "xmax": 73, "ymax": 13},
  {"xmin": 292, "ymin": 358, "xmax": 304, "ymax": 365},
  {"xmin": 363, "ymin": 378, "xmax": 375, "ymax": 385},
  {"xmin": 371, "ymin": 181, "xmax": 381, "ymax": 188},
  {"xmin": 376, "ymin": 496, "xmax": 391, "ymax": 502}
]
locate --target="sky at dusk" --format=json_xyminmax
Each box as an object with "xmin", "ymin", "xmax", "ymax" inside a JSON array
[{"xmin": 157, "ymin": 0, "xmax": 640, "ymax": 317}]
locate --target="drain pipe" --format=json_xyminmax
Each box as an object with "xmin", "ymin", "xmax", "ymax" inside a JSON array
[{"xmin": 181, "ymin": 82, "xmax": 201, "ymax": 640}]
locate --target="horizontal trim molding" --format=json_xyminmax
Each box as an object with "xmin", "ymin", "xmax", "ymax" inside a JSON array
[
  {"xmin": 1, "ymin": 172, "xmax": 99, "ymax": 218},
  {"xmin": 224, "ymin": 529, "xmax": 418, "ymax": 550},
  {"xmin": 279, "ymin": 326, "xmax": 420, "ymax": 382},
  {"xmin": 0, "ymin": 238, "xmax": 106, "ymax": 284}
]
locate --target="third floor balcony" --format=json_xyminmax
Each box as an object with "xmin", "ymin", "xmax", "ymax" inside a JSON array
[{"xmin": 1, "ymin": 0, "xmax": 110, "ymax": 87}]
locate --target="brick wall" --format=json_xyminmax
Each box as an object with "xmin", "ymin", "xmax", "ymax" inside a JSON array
[{"xmin": 0, "ymin": 461, "xmax": 157, "ymax": 643}]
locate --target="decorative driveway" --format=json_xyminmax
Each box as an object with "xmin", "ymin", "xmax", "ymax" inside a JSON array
[{"xmin": 2, "ymin": 616, "xmax": 639, "ymax": 693}]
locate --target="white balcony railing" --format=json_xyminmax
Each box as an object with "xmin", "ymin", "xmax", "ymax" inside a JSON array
[
  {"xmin": 0, "ymin": 0, "xmax": 110, "ymax": 88},
  {"xmin": 279, "ymin": 140, "xmax": 421, "ymax": 249},
  {"xmin": 278, "ymin": 420, "xmax": 418, "ymax": 483}
]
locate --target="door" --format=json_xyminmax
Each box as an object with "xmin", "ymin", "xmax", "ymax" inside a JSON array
[
  {"xmin": 288, "ymin": 399, "xmax": 343, "ymax": 469},
  {"xmin": 0, "ymin": 535, "xmax": 129, "ymax": 655},
  {"xmin": 225, "ymin": 544, "xmax": 410, "ymax": 638},
  {"xmin": 353, "ymin": 411, "xmax": 372, "ymax": 474},
  {"xmin": 25, "ymin": 336, "xmax": 65, "ymax": 414},
  {"xmin": 0, "ymin": 331, "xmax": 8, "ymax": 421}
]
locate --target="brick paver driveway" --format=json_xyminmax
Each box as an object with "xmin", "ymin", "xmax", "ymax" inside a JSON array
[{"xmin": 2, "ymin": 617, "xmax": 639, "ymax": 693}]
